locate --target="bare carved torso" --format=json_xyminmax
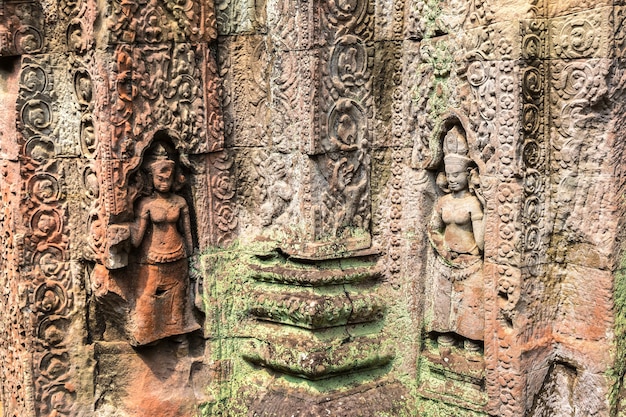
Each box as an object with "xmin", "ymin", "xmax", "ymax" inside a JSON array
[
  {"xmin": 137, "ymin": 194, "xmax": 189, "ymax": 263},
  {"xmin": 438, "ymin": 194, "xmax": 483, "ymax": 256}
]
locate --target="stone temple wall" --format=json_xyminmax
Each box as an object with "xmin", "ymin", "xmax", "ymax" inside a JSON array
[{"xmin": 0, "ymin": 0, "xmax": 626, "ymax": 416}]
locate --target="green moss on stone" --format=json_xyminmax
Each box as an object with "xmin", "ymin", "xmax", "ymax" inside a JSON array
[{"xmin": 610, "ymin": 252, "xmax": 626, "ymax": 416}]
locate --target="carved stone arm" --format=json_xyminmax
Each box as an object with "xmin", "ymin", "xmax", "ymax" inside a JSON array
[
  {"xmin": 105, "ymin": 224, "xmax": 131, "ymax": 269},
  {"xmin": 472, "ymin": 215, "xmax": 485, "ymax": 252},
  {"xmin": 181, "ymin": 205, "xmax": 194, "ymax": 256},
  {"xmin": 427, "ymin": 204, "xmax": 449, "ymax": 258}
]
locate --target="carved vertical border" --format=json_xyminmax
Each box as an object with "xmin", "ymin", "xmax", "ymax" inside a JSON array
[
  {"xmin": 0, "ymin": 96, "xmax": 33, "ymax": 415},
  {"xmin": 289, "ymin": 0, "xmax": 374, "ymax": 254},
  {"xmin": 609, "ymin": 6, "xmax": 626, "ymax": 414},
  {"xmin": 520, "ymin": 18, "xmax": 549, "ymax": 337},
  {"xmin": 208, "ymin": 150, "xmax": 237, "ymax": 247},
  {"xmin": 16, "ymin": 54, "xmax": 79, "ymax": 417},
  {"xmin": 516, "ymin": 17, "xmax": 549, "ymax": 417},
  {"xmin": 478, "ymin": 21, "xmax": 526, "ymax": 416},
  {"xmin": 388, "ymin": 0, "xmax": 405, "ymax": 277}
]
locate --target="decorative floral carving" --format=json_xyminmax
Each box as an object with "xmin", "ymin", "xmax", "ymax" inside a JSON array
[
  {"xmin": 0, "ymin": 1, "xmax": 44, "ymax": 56},
  {"xmin": 14, "ymin": 54, "xmax": 76, "ymax": 417},
  {"xmin": 552, "ymin": 13, "xmax": 603, "ymax": 59},
  {"xmin": 106, "ymin": 0, "xmax": 215, "ymax": 44},
  {"xmin": 209, "ymin": 151, "xmax": 237, "ymax": 246}
]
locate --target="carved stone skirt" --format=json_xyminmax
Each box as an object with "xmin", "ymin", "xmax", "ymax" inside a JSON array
[
  {"xmin": 426, "ymin": 254, "xmax": 484, "ymax": 342},
  {"xmin": 131, "ymin": 259, "xmax": 201, "ymax": 346}
]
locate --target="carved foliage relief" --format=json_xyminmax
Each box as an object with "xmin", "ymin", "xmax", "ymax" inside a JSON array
[
  {"xmin": 0, "ymin": 1, "xmax": 44, "ymax": 56},
  {"xmin": 306, "ymin": 0, "xmax": 374, "ymax": 252},
  {"xmin": 15, "ymin": 54, "xmax": 80, "ymax": 417},
  {"xmin": 105, "ymin": 0, "xmax": 217, "ymax": 44},
  {"xmin": 0, "ymin": 0, "xmax": 624, "ymax": 415}
]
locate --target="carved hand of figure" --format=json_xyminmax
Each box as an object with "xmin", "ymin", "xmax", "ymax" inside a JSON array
[
  {"xmin": 469, "ymin": 168, "xmax": 485, "ymax": 207},
  {"xmin": 427, "ymin": 215, "xmax": 452, "ymax": 260}
]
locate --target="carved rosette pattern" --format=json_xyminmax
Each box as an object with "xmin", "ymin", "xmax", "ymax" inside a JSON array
[
  {"xmin": 16, "ymin": 55, "xmax": 78, "ymax": 417},
  {"xmin": 518, "ymin": 20, "xmax": 548, "ymax": 348},
  {"xmin": 386, "ymin": 2, "xmax": 405, "ymax": 276},
  {"xmin": 387, "ymin": 149, "xmax": 404, "ymax": 276},
  {"xmin": 481, "ymin": 25, "xmax": 525, "ymax": 417},
  {"xmin": 0, "ymin": 1, "xmax": 44, "ymax": 56}
]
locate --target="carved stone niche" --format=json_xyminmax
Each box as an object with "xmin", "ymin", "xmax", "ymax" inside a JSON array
[
  {"xmin": 92, "ymin": 133, "xmax": 202, "ymax": 348},
  {"xmin": 418, "ymin": 114, "xmax": 488, "ymax": 410}
]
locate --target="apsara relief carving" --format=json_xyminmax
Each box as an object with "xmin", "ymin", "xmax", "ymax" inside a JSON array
[
  {"xmin": 426, "ymin": 124, "xmax": 485, "ymax": 350},
  {"xmin": 127, "ymin": 142, "xmax": 201, "ymax": 346},
  {"xmin": 0, "ymin": 0, "xmax": 626, "ymax": 416}
]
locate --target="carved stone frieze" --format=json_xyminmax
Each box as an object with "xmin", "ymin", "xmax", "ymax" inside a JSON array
[
  {"xmin": 105, "ymin": 0, "xmax": 217, "ymax": 44},
  {"xmin": 2, "ymin": 0, "xmax": 626, "ymax": 416},
  {"xmin": 13, "ymin": 52, "xmax": 91, "ymax": 417},
  {"xmin": 0, "ymin": 1, "xmax": 44, "ymax": 56}
]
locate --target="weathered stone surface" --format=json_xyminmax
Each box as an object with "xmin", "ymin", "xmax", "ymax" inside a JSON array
[{"xmin": 1, "ymin": 0, "xmax": 626, "ymax": 416}]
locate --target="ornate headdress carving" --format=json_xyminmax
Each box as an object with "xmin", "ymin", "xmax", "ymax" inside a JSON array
[
  {"xmin": 146, "ymin": 142, "xmax": 175, "ymax": 172},
  {"xmin": 442, "ymin": 125, "xmax": 471, "ymax": 171}
]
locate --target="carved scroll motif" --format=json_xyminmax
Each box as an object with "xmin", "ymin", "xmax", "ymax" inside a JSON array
[
  {"xmin": 297, "ymin": 0, "xmax": 373, "ymax": 254},
  {"xmin": 16, "ymin": 55, "xmax": 78, "ymax": 417},
  {"xmin": 0, "ymin": 1, "xmax": 44, "ymax": 56},
  {"xmin": 549, "ymin": 10, "xmax": 612, "ymax": 257},
  {"xmin": 520, "ymin": 20, "xmax": 547, "ymax": 282}
]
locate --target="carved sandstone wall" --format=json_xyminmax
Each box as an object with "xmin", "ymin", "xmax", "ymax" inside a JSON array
[{"xmin": 0, "ymin": 0, "xmax": 626, "ymax": 416}]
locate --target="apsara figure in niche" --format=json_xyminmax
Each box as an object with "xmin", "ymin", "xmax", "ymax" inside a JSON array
[
  {"xmin": 427, "ymin": 125, "xmax": 484, "ymax": 352},
  {"xmin": 130, "ymin": 142, "xmax": 201, "ymax": 346}
]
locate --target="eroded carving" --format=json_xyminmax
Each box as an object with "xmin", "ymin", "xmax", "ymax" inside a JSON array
[
  {"xmin": 426, "ymin": 124, "xmax": 485, "ymax": 349},
  {"xmin": 128, "ymin": 142, "xmax": 201, "ymax": 345},
  {"xmin": 0, "ymin": 2, "xmax": 44, "ymax": 56}
]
